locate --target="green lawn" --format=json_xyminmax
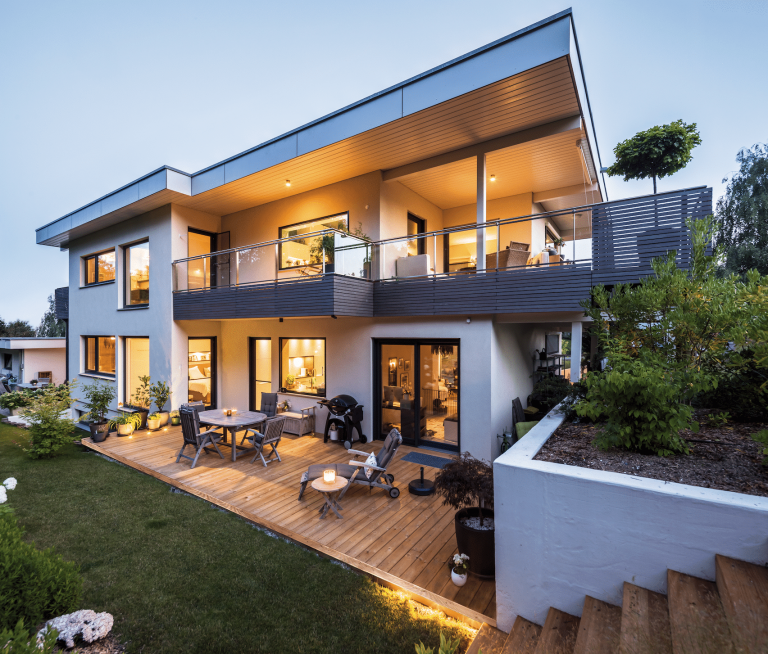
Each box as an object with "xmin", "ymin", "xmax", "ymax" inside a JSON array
[{"xmin": 0, "ymin": 424, "xmax": 472, "ymax": 653}]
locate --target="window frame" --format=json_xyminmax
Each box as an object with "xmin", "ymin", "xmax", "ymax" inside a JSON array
[
  {"xmin": 248, "ymin": 337, "xmax": 272, "ymax": 411},
  {"xmin": 124, "ymin": 240, "xmax": 150, "ymax": 308},
  {"xmin": 188, "ymin": 337, "xmax": 217, "ymax": 409},
  {"xmin": 124, "ymin": 336, "xmax": 150, "ymax": 405},
  {"xmin": 278, "ymin": 337, "xmax": 326, "ymax": 397},
  {"xmin": 276, "ymin": 212, "xmax": 349, "ymax": 272},
  {"xmin": 82, "ymin": 249, "xmax": 116, "ymax": 287},
  {"xmin": 83, "ymin": 335, "xmax": 116, "ymax": 378}
]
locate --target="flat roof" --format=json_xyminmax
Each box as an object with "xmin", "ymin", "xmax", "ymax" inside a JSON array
[{"xmin": 37, "ymin": 8, "xmax": 605, "ymax": 247}]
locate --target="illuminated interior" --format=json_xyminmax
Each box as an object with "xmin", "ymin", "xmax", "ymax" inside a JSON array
[
  {"xmin": 188, "ymin": 338, "xmax": 213, "ymax": 406},
  {"xmin": 280, "ymin": 338, "xmax": 325, "ymax": 396},
  {"xmin": 187, "ymin": 231, "xmax": 213, "ymax": 290},
  {"xmin": 84, "ymin": 250, "xmax": 115, "ymax": 285},
  {"xmin": 279, "ymin": 213, "xmax": 348, "ymax": 269},
  {"xmin": 125, "ymin": 338, "xmax": 149, "ymax": 405},
  {"xmin": 85, "ymin": 336, "xmax": 116, "ymax": 375},
  {"xmin": 126, "ymin": 241, "xmax": 150, "ymax": 305}
]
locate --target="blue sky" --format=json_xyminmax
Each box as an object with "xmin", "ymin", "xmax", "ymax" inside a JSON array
[{"xmin": 1, "ymin": 0, "xmax": 765, "ymax": 323}]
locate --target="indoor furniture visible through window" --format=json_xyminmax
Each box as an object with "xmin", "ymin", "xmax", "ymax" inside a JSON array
[
  {"xmin": 189, "ymin": 338, "xmax": 215, "ymax": 407},
  {"xmin": 407, "ymin": 213, "xmax": 425, "ymax": 256},
  {"xmin": 278, "ymin": 213, "xmax": 348, "ymax": 270},
  {"xmin": 125, "ymin": 337, "xmax": 149, "ymax": 405},
  {"xmin": 83, "ymin": 250, "xmax": 116, "ymax": 285},
  {"xmin": 279, "ymin": 338, "xmax": 325, "ymax": 396},
  {"xmin": 84, "ymin": 336, "xmax": 116, "ymax": 376},
  {"xmin": 125, "ymin": 241, "xmax": 149, "ymax": 306}
]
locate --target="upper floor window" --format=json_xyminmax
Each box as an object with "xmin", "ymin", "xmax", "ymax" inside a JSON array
[
  {"xmin": 125, "ymin": 241, "xmax": 149, "ymax": 306},
  {"xmin": 84, "ymin": 336, "xmax": 116, "ymax": 376},
  {"xmin": 278, "ymin": 213, "xmax": 348, "ymax": 270},
  {"xmin": 83, "ymin": 250, "xmax": 116, "ymax": 285}
]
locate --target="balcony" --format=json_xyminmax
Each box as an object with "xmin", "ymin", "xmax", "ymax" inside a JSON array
[{"xmin": 171, "ymin": 187, "xmax": 712, "ymax": 320}]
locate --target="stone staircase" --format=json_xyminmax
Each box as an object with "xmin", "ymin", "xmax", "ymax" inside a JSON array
[{"xmin": 465, "ymin": 555, "xmax": 768, "ymax": 654}]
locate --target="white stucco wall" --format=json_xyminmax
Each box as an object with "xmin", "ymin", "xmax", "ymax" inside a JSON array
[{"xmin": 493, "ymin": 410, "xmax": 768, "ymax": 632}]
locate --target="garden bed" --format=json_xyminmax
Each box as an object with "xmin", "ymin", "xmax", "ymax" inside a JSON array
[{"xmin": 534, "ymin": 409, "xmax": 768, "ymax": 497}]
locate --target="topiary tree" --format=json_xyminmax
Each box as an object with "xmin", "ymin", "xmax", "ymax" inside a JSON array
[{"xmin": 606, "ymin": 119, "xmax": 701, "ymax": 194}]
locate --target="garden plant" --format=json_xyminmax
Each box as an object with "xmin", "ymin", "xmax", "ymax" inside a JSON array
[{"xmin": 19, "ymin": 382, "xmax": 78, "ymax": 459}]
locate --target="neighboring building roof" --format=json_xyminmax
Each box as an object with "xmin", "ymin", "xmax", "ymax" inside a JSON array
[
  {"xmin": 0, "ymin": 338, "xmax": 67, "ymax": 350},
  {"xmin": 36, "ymin": 8, "xmax": 604, "ymax": 248}
]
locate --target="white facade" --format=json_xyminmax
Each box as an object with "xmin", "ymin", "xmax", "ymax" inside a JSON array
[{"xmin": 0, "ymin": 337, "xmax": 66, "ymax": 384}]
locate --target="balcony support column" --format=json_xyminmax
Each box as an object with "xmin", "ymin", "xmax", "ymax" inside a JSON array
[
  {"xmin": 476, "ymin": 153, "xmax": 486, "ymax": 271},
  {"xmin": 570, "ymin": 321, "xmax": 583, "ymax": 383}
]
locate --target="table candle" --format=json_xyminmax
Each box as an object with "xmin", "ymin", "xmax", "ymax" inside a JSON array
[{"xmin": 323, "ymin": 469, "xmax": 336, "ymax": 484}]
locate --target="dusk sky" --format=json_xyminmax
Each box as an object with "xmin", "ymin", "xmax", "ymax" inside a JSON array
[{"xmin": 1, "ymin": 0, "xmax": 765, "ymax": 324}]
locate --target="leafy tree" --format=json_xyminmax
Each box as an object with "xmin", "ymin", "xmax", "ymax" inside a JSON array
[
  {"xmin": 36, "ymin": 294, "xmax": 66, "ymax": 337},
  {"xmin": 0, "ymin": 319, "xmax": 35, "ymax": 338},
  {"xmin": 714, "ymin": 143, "xmax": 768, "ymax": 277},
  {"xmin": 606, "ymin": 119, "xmax": 702, "ymax": 194}
]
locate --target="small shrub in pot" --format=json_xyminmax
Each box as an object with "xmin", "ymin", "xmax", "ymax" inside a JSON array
[
  {"xmin": 149, "ymin": 381, "xmax": 172, "ymax": 425},
  {"xmin": 81, "ymin": 381, "xmax": 116, "ymax": 443},
  {"xmin": 434, "ymin": 452, "xmax": 495, "ymax": 578}
]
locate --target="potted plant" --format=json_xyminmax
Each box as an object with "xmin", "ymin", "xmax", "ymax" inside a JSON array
[
  {"xmin": 125, "ymin": 375, "xmax": 151, "ymax": 428},
  {"xmin": 146, "ymin": 413, "xmax": 161, "ymax": 431},
  {"xmin": 108, "ymin": 411, "xmax": 142, "ymax": 437},
  {"xmin": 309, "ymin": 234, "xmax": 335, "ymax": 273},
  {"xmin": 285, "ymin": 374, "xmax": 295, "ymax": 390},
  {"xmin": 451, "ymin": 553, "xmax": 470, "ymax": 587},
  {"xmin": 170, "ymin": 409, "xmax": 181, "ymax": 426},
  {"xmin": 150, "ymin": 381, "xmax": 172, "ymax": 426},
  {"xmin": 82, "ymin": 380, "xmax": 117, "ymax": 443},
  {"xmin": 434, "ymin": 452, "xmax": 495, "ymax": 578}
]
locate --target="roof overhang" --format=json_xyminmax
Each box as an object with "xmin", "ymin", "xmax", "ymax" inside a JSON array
[
  {"xmin": 37, "ymin": 8, "xmax": 605, "ymax": 248},
  {"xmin": 0, "ymin": 338, "xmax": 67, "ymax": 350}
]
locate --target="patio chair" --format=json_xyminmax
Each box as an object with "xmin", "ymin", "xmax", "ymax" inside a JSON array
[
  {"xmin": 241, "ymin": 415, "xmax": 286, "ymax": 466},
  {"xmin": 176, "ymin": 406, "xmax": 224, "ymax": 469},
  {"xmin": 297, "ymin": 428, "xmax": 403, "ymax": 500},
  {"xmin": 239, "ymin": 393, "xmax": 278, "ymax": 445}
]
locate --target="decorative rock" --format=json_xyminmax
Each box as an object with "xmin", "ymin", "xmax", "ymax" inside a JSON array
[{"xmin": 37, "ymin": 610, "xmax": 114, "ymax": 648}]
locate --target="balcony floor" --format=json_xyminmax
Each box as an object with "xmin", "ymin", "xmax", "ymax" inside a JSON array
[{"xmin": 81, "ymin": 427, "xmax": 495, "ymax": 626}]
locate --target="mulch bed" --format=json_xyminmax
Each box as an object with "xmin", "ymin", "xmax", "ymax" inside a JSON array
[{"xmin": 534, "ymin": 410, "xmax": 768, "ymax": 497}]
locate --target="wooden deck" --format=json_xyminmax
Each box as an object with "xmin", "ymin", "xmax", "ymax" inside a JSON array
[{"xmin": 81, "ymin": 427, "xmax": 495, "ymax": 626}]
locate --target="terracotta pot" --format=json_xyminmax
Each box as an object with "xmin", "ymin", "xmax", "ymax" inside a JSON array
[{"xmin": 454, "ymin": 507, "xmax": 495, "ymax": 578}]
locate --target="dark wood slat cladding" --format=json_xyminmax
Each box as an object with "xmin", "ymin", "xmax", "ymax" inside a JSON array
[
  {"xmin": 374, "ymin": 262, "xmax": 593, "ymax": 316},
  {"xmin": 173, "ymin": 275, "xmax": 373, "ymax": 320},
  {"xmin": 592, "ymin": 187, "xmax": 712, "ymax": 286},
  {"xmin": 54, "ymin": 286, "xmax": 69, "ymax": 320}
]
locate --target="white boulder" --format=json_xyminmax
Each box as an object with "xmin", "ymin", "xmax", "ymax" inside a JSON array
[{"xmin": 37, "ymin": 610, "xmax": 114, "ymax": 648}]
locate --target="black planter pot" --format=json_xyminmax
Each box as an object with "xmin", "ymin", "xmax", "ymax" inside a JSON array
[
  {"xmin": 124, "ymin": 406, "xmax": 148, "ymax": 429},
  {"xmin": 89, "ymin": 421, "xmax": 110, "ymax": 443},
  {"xmin": 454, "ymin": 507, "xmax": 495, "ymax": 578}
]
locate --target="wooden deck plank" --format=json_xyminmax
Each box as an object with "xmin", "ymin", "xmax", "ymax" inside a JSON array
[{"xmin": 80, "ymin": 428, "xmax": 495, "ymax": 627}]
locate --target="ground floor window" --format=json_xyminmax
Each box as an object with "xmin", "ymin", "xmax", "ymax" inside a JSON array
[
  {"xmin": 125, "ymin": 338, "xmax": 149, "ymax": 405},
  {"xmin": 84, "ymin": 336, "xmax": 116, "ymax": 376},
  {"xmin": 188, "ymin": 338, "xmax": 215, "ymax": 407},
  {"xmin": 376, "ymin": 339, "xmax": 459, "ymax": 451},
  {"xmin": 249, "ymin": 338, "xmax": 271, "ymax": 410},
  {"xmin": 279, "ymin": 338, "xmax": 325, "ymax": 396}
]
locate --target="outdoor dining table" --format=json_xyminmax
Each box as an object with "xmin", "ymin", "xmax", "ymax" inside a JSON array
[{"xmin": 198, "ymin": 409, "xmax": 267, "ymax": 462}]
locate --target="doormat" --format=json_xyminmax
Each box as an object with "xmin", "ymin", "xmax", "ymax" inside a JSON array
[{"xmin": 401, "ymin": 452, "xmax": 452, "ymax": 469}]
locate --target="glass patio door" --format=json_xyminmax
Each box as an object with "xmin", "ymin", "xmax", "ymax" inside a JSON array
[{"xmin": 249, "ymin": 338, "xmax": 271, "ymax": 411}]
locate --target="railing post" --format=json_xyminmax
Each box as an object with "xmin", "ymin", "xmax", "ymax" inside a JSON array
[
  {"xmin": 573, "ymin": 210, "xmax": 576, "ymax": 263},
  {"xmin": 496, "ymin": 222, "xmax": 500, "ymax": 269},
  {"xmin": 203, "ymin": 257, "xmax": 208, "ymax": 288},
  {"xmin": 235, "ymin": 250, "xmax": 240, "ymax": 286},
  {"xmin": 275, "ymin": 243, "xmax": 279, "ymax": 279},
  {"xmin": 433, "ymin": 234, "xmax": 437, "ymax": 275}
]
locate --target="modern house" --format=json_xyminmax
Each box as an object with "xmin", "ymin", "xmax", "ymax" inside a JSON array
[
  {"xmin": 0, "ymin": 337, "xmax": 67, "ymax": 386},
  {"xmin": 38, "ymin": 9, "xmax": 711, "ymax": 462}
]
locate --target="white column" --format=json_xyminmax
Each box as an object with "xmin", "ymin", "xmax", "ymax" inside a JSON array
[
  {"xmin": 570, "ymin": 321, "xmax": 583, "ymax": 383},
  {"xmin": 476, "ymin": 153, "xmax": 486, "ymax": 271}
]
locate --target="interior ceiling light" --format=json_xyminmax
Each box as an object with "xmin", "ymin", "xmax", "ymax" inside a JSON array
[
  {"xmin": 285, "ymin": 180, "xmax": 291, "ymax": 187},
  {"xmin": 490, "ymin": 174, "xmax": 496, "ymax": 182}
]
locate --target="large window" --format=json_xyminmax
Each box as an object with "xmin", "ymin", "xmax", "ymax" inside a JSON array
[
  {"xmin": 83, "ymin": 250, "xmax": 116, "ymax": 285},
  {"xmin": 188, "ymin": 338, "xmax": 215, "ymax": 407},
  {"xmin": 125, "ymin": 338, "xmax": 149, "ymax": 405},
  {"xmin": 249, "ymin": 338, "xmax": 271, "ymax": 411},
  {"xmin": 279, "ymin": 338, "xmax": 325, "ymax": 396},
  {"xmin": 125, "ymin": 241, "xmax": 149, "ymax": 306},
  {"xmin": 84, "ymin": 336, "xmax": 116, "ymax": 376},
  {"xmin": 187, "ymin": 229, "xmax": 214, "ymax": 290},
  {"xmin": 278, "ymin": 213, "xmax": 348, "ymax": 270}
]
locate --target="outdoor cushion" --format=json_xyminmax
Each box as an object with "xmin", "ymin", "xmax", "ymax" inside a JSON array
[
  {"xmin": 515, "ymin": 421, "xmax": 539, "ymax": 440},
  {"xmin": 300, "ymin": 463, "xmax": 358, "ymax": 484}
]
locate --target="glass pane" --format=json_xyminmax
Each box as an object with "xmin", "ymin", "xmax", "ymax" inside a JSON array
[
  {"xmin": 251, "ymin": 339, "xmax": 271, "ymax": 410},
  {"xmin": 86, "ymin": 337, "xmax": 96, "ymax": 371},
  {"xmin": 279, "ymin": 213, "xmax": 348, "ymax": 270},
  {"xmin": 98, "ymin": 337, "xmax": 116, "ymax": 374},
  {"xmin": 447, "ymin": 228, "xmax": 478, "ymax": 272},
  {"xmin": 127, "ymin": 242, "xmax": 150, "ymax": 305},
  {"xmin": 98, "ymin": 251, "xmax": 116, "ymax": 282},
  {"xmin": 380, "ymin": 344, "xmax": 416, "ymax": 440},
  {"xmin": 85, "ymin": 258, "xmax": 96, "ymax": 285},
  {"xmin": 418, "ymin": 344, "xmax": 458, "ymax": 446},
  {"xmin": 280, "ymin": 338, "xmax": 325, "ymax": 396},
  {"xmin": 189, "ymin": 339, "xmax": 213, "ymax": 407},
  {"xmin": 188, "ymin": 232, "xmax": 211, "ymax": 290},
  {"xmin": 125, "ymin": 338, "xmax": 149, "ymax": 405}
]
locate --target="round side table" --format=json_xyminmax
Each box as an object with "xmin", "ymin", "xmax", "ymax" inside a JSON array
[{"xmin": 311, "ymin": 477, "xmax": 348, "ymax": 519}]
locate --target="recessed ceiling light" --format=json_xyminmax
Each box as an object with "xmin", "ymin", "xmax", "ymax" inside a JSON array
[
  {"xmin": 490, "ymin": 174, "xmax": 496, "ymax": 182},
  {"xmin": 285, "ymin": 180, "xmax": 291, "ymax": 187}
]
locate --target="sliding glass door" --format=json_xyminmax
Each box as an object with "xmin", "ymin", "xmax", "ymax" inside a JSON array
[
  {"xmin": 249, "ymin": 338, "xmax": 271, "ymax": 411},
  {"xmin": 376, "ymin": 339, "xmax": 459, "ymax": 452},
  {"xmin": 188, "ymin": 338, "xmax": 216, "ymax": 408}
]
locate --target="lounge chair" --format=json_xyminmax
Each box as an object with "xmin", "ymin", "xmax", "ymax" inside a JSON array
[
  {"xmin": 297, "ymin": 428, "xmax": 402, "ymax": 500},
  {"xmin": 176, "ymin": 405, "xmax": 224, "ymax": 469},
  {"xmin": 242, "ymin": 415, "xmax": 286, "ymax": 466}
]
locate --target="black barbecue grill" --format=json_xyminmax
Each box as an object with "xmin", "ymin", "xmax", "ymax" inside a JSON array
[{"xmin": 318, "ymin": 394, "xmax": 366, "ymax": 449}]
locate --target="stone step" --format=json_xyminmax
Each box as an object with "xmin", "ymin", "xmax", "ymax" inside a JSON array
[
  {"xmin": 573, "ymin": 595, "xmax": 621, "ymax": 654},
  {"xmin": 619, "ymin": 582, "xmax": 672, "ymax": 654},
  {"xmin": 502, "ymin": 616, "xmax": 541, "ymax": 654},
  {"xmin": 715, "ymin": 554, "xmax": 768, "ymax": 654},
  {"xmin": 535, "ymin": 607, "xmax": 579, "ymax": 654}
]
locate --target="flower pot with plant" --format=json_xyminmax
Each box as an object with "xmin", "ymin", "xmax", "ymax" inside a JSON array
[
  {"xmin": 108, "ymin": 411, "xmax": 142, "ymax": 436},
  {"xmin": 434, "ymin": 452, "xmax": 495, "ymax": 578},
  {"xmin": 150, "ymin": 381, "xmax": 172, "ymax": 426},
  {"xmin": 451, "ymin": 553, "xmax": 470, "ymax": 587},
  {"xmin": 82, "ymin": 380, "xmax": 117, "ymax": 443},
  {"xmin": 309, "ymin": 233, "xmax": 335, "ymax": 273},
  {"xmin": 125, "ymin": 375, "xmax": 151, "ymax": 428},
  {"xmin": 285, "ymin": 375, "xmax": 295, "ymax": 390},
  {"xmin": 146, "ymin": 413, "xmax": 161, "ymax": 431},
  {"xmin": 170, "ymin": 410, "xmax": 180, "ymax": 426}
]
